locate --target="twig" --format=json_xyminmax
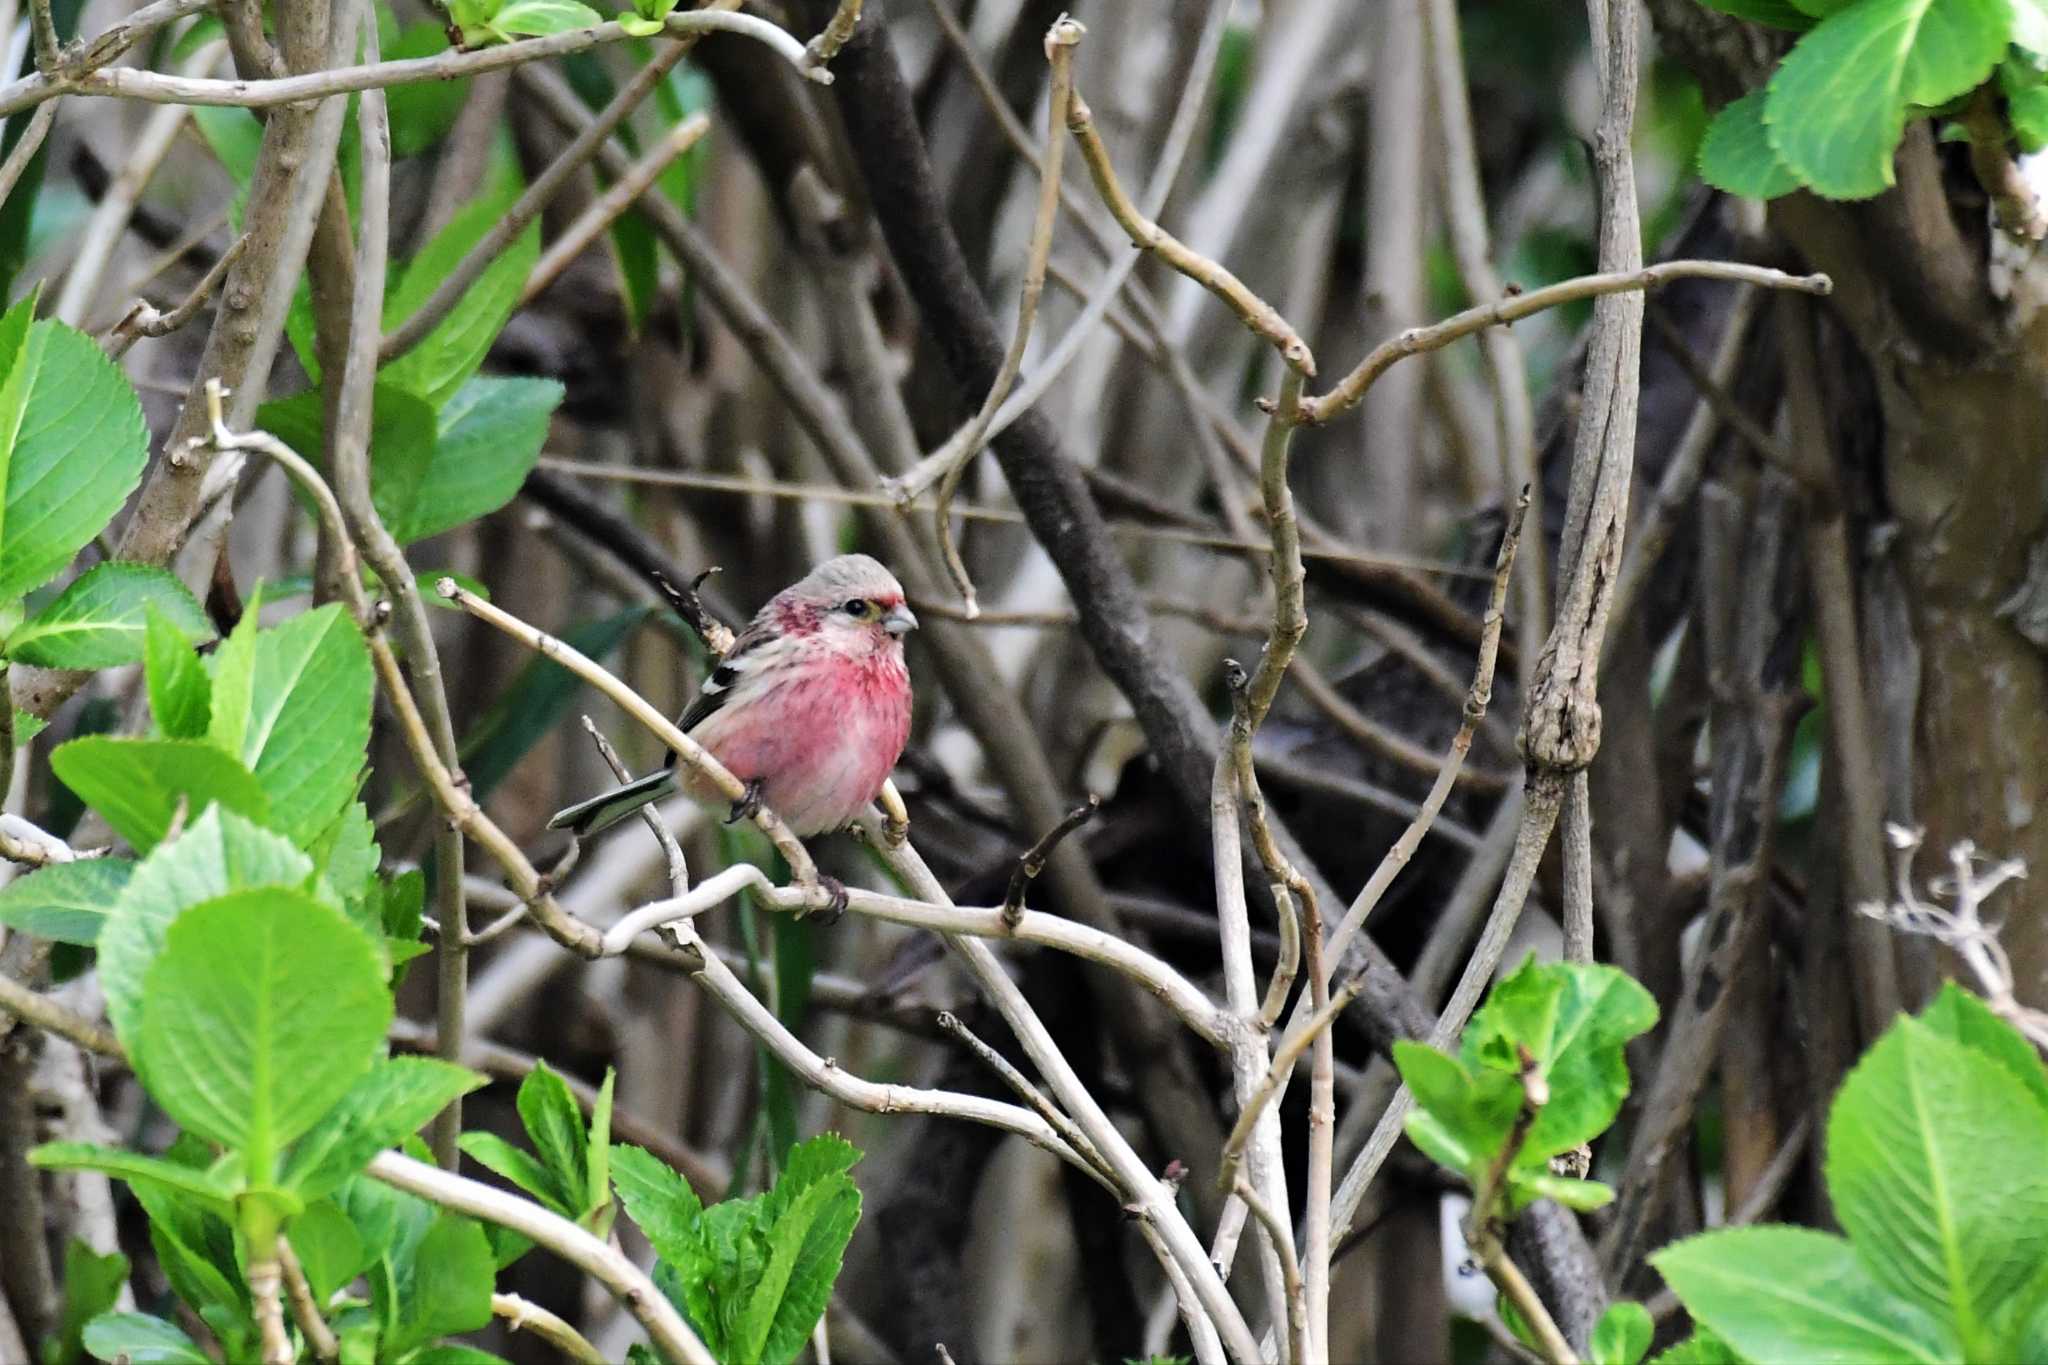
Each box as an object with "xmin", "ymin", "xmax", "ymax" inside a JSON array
[
  {"xmin": 105, "ymin": 234, "xmax": 251, "ymax": 358},
  {"xmin": 247, "ymin": 1240, "xmax": 291, "ymax": 1365},
  {"xmin": 435, "ymin": 578, "xmax": 820, "ymax": 886},
  {"xmin": 0, "ymin": 99, "xmax": 54, "ymax": 209},
  {"xmin": 1467, "ymin": 1050, "xmax": 1579, "ymax": 1365},
  {"xmin": 1233, "ymin": 1177, "xmax": 1307, "ymax": 1365},
  {"xmin": 279, "ymin": 1238, "xmax": 338, "ymax": 1364},
  {"xmin": 521, "ymin": 114, "xmax": 710, "ymax": 306},
  {"xmin": 0, "ymin": 973, "xmax": 123, "ymax": 1059},
  {"xmin": 0, "ymin": 10, "xmax": 823, "ymax": 119},
  {"xmin": 1963, "ymin": 86, "xmax": 2048, "ymax": 241},
  {"xmin": 493, "ymin": 1292, "xmax": 606, "ymax": 1365},
  {"xmin": 0, "ymin": 814, "xmax": 93, "ymax": 867},
  {"xmin": 1062, "ymin": 65, "xmax": 1314, "ymax": 377},
  {"xmin": 935, "ymin": 1011, "xmax": 1115, "ymax": 1191},
  {"xmin": 1000, "ymin": 796, "xmax": 1098, "ymax": 927},
  {"xmin": 367, "ymin": 1150, "xmax": 715, "ymax": 1365},
  {"xmin": 911, "ymin": 17, "xmax": 1082, "ymax": 612},
  {"xmin": 28, "ymin": 0, "xmax": 57, "ymax": 74},
  {"xmin": 583, "ymin": 716, "xmax": 688, "ymax": 897},
  {"xmin": 378, "ymin": 39, "xmax": 713, "ymax": 364},
  {"xmin": 1329, "ymin": 490, "xmax": 1527, "ymax": 963},
  {"xmin": 1216, "ymin": 974, "xmax": 1367, "ymax": 1193},
  {"xmin": 803, "ymin": 0, "xmax": 863, "ymax": 67}
]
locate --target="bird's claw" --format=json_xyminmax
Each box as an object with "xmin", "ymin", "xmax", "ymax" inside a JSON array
[
  {"xmin": 726, "ymin": 778, "xmax": 764, "ymax": 825},
  {"xmin": 806, "ymin": 875, "xmax": 849, "ymax": 925}
]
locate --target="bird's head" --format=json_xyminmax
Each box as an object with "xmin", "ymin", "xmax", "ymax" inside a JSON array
[{"xmin": 785, "ymin": 554, "xmax": 918, "ymax": 648}]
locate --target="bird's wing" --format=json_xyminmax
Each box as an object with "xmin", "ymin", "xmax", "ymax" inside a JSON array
[{"xmin": 670, "ymin": 622, "xmax": 777, "ymax": 744}]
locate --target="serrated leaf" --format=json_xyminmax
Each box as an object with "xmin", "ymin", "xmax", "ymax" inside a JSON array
[
  {"xmin": 29, "ymin": 1142, "xmax": 239, "ymax": 1213},
  {"xmin": 209, "ymin": 604, "xmax": 373, "ymax": 844},
  {"xmin": 1700, "ymin": 91, "xmax": 1802, "ymax": 198},
  {"xmin": 1917, "ymin": 979, "xmax": 2048, "ymax": 1114},
  {"xmin": 612, "ymin": 1143, "xmax": 704, "ymax": 1264},
  {"xmin": 1592, "ymin": 1301, "xmax": 1653, "ymax": 1365},
  {"xmin": 205, "ymin": 587, "xmax": 261, "ymax": 759},
  {"xmin": 1827, "ymin": 1016, "xmax": 2048, "ymax": 1351},
  {"xmin": 6, "ymin": 563, "xmax": 213, "ymax": 669},
  {"xmin": 390, "ymin": 376, "xmax": 561, "ymax": 544},
  {"xmin": 457, "ymin": 1131, "xmax": 570, "ymax": 1215},
  {"xmin": 518, "ymin": 1058, "xmax": 589, "ymax": 1215},
  {"xmin": 136, "ymin": 887, "xmax": 390, "ymax": 1178},
  {"xmin": 288, "ymin": 1199, "xmax": 370, "ymax": 1306},
  {"xmin": 1652, "ymin": 1226, "xmax": 1953, "ymax": 1362},
  {"xmin": 1765, "ymin": 0, "xmax": 2014, "ymax": 199},
  {"xmin": 95, "ymin": 806, "xmax": 311, "ymax": 1050},
  {"xmin": 381, "ymin": 201, "xmax": 539, "ymax": 410},
  {"xmin": 0, "ymin": 320, "xmax": 151, "ymax": 601},
  {"xmin": 741, "ymin": 1138, "xmax": 862, "ymax": 1365},
  {"xmin": 145, "ymin": 603, "xmax": 212, "ymax": 739},
  {"xmin": 282, "ymin": 1056, "xmax": 486, "ymax": 1200},
  {"xmin": 45, "ymin": 1238, "xmax": 130, "ymax": 1365},
  {"xmin": 0, "ymin": 857, "xmax": 132, "ymax": 944},
  {"xmin": 489, "ymin": 0, "xmax": 602, "ymax": 38},
  {"xmin": 80, "ymin": 1314, "xmax": 211, "ymax": 1365},
  {"xmin": 50, "ymin": 736, "xmax": 269, "ymax": 852}
]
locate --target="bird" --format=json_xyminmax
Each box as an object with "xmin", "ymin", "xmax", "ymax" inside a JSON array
[{"xmin": 548, "ymin": 554, "xmax": 918, "ymax": 848}]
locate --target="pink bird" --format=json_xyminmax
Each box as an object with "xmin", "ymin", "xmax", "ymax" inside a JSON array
[{"xmin": 549, "ymin": 555, "xmax": 917, "ymax": 847}]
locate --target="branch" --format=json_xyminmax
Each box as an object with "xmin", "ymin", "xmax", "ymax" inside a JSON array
[
  {"xmin": 493, "ymin": 1293, "xmax": 606, "ymax": 1365},
  {"xmin": 935, "ymin": 1011, "xmax": 1115, "ymax": 1191},
  {"xmin": 0, "ymin": 10, "xmax": 823, "ymax": 118},
  {"xmin": 367, "ymin": 1151, "xmax": 715, "ymax": 1365},
  {"xmin": 279, "ymin": 1238, "xmax": 338, "ymax": 1364},
  {"xmin": 522, "ymin": 114, "xmax": 710, "ymax": 306},
  {"xmin": 1001, "ymin": 796, "xmax": 1099, "ymax": 927},
  {"xmin": 0, "ymin": 973, "xmax": 123, "ymax": 1059},
  {"xmin": 1468, "ymin": 1050, "xmax": 1579, "ymax": 1365},
  {"xmin": 0, "ymin": 100, "xmax": 55, "ymax": 210}
]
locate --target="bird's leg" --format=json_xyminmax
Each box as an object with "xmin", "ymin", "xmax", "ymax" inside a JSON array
[
  {"xmin": 725, "ymin": 778, "xmax": 764, "ymax": 825},
  {"xmin": 806, "ymin": 875, "xmax": 849, "ymax": 925}
]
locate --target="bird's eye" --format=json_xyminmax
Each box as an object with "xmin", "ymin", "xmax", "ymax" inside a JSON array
[{"xmin": 842, "ymin": 599, "xmax": 870, "ymax": 617}]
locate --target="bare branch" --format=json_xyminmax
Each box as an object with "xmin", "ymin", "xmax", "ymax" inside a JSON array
[{"xmin": 1001, "ymin": 796, "xmax": 1099, "ymax": 927}]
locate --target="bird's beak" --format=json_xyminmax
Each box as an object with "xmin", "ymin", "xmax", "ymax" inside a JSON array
[{"xmin": 882, "ymin": 603, "xmax": 919, "ymax": 636}]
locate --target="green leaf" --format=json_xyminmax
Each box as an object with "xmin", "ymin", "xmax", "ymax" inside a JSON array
[
  {"xmin": 205, "ymin": 586, "xmax": 262, "ymax": 760},
  {"xmin": 391, "ymin": 376, "xmax": 562, "ymax": 543},
  {"xmin": 44, "ymin": 1239, "xmax": 130, "ymax": 1365},
  {"xmin": 381, "ymin": 201, "xmax": 540, "ymax": 409},
  {"xmin": 612, "ymin": 1143, "xmax": 704, "ymax": 1263},
  {"xmin": 1592, "ymin": 1301, "xmax": 1653, "ymax": 1365},
  {"xmin": 1648, "ymin": 1327, "xmax": 1743, "ymax": 1364},
  {"xmin": 387, "ymin": 23, "xmax": 472, "ymax": 158},
  {"xmin": 457, "ymin": 1132, "xmax": 570, "ymax": 1215},
  {"xmin": 80, "ymin": 1314, "xmax": 211, "ymax": 1365},
  {"xmin": 288, "ymin": 1199, "xmax": 371, "ymax": 1305},
  {"xmin": 488, "ymin": 0, "xmax": 602, "ymax": 37},
  {"xmin": 6, "ymin": 563, "xmax": 213, "ymax": 669},
  {"xmin": 29, "ymin": 1142, "xmax": 239, "ymax": 1213},
  {"xmin": 256, "ymin": 384, "xmax": 439, "ymax": 539},
  {"xmin": 2003, "ymin": 56, "xmax": 2048, "ymax": 152},
  {"xmin": 1393, "ymin": 1039, "xmax": 1523, "ymax": 1181},
  {"xmin": 1918, "ymin": 979, "xmax": 2048, "ymax": 1114},
  {"xmin": 1696, "ymin": 0, "xmax": 1817, "ymax": 25},
  {"xmin": 619, "ymin": 13, "xmax": 666, "ymax": 35},
  {"xmin": 1653, "ymin": 1226, "xmax": 1952, "ymax": 1362},
  {"xmin": 95, "ymin": 806, "xmax": 311, "ymax": 1051},
  {"xmin": 282, "ymin": 1057, "xmax": 487, "ymax": 1200},
  {"xmin": 135, "ymin": 887, "xmax": 390, "ymax": 1179},
  {"xmin": 210, "ymin": 604, "xmax": 373, "ymax": 844},
  {"xmin": 1765, "ymin": 0, "xmax": 2014, "ymax": 198},
  {"xmin": 740, "ymin": 1136, "xmax": 862, "ymax": 1365},
  {"xmin": 459, "ymin": 605, "xmax": 650, "ymax": 801},
  {"xmin": 0, "ymin": 857, "xmax": 132, "ymax": 944},
  {"xmin": 1826, "ymin": 1015, "xmax": 2048, "ymax": 1350},
  {"xmin": 145, "ymin": 603, "xmax": 212, "ymax": 739},
  {"xmin": 386, "ymin": 1214, "xmax": 495, "ymax": 1357},
  {"xmin": 518, "ymin": 1058, "xmax": 590, "ymax": 1215},
  {"xmin": 0, "ymin": 320, "xmax": 151, "ymax": 601},
  {"xmin": 50, "ymin": 736, "xmax": 269, "ymax": 852},
  {"xmin": 408, "ymin": 1348, "xmax": 512, "ymax": 1365},
  {"xmin": 1699, "ymin": 91, "xmax": 1802, "ymax": 199}
]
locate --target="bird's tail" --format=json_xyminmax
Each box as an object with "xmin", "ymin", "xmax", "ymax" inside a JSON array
[{"xmin": 546, "ymin": 770, "xmax": 680, "ymax": 836}]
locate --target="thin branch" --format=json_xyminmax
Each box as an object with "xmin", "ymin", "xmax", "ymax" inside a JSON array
[
  {"xmin": 1300, "ymin": 262, "xmax": 1829, "ymax": 423},
  {"xmin": 378, "ymin": 34, "xmax": 717, "ymax": 364},
  {"xmin": 367, "ymin": 1151, "xmax": 715, "ymax": 1365},
  {"xmin": 803, "ymin": 0, "xmax": 864, "ymax": 66},
  {"xmin": 916, "ymin": 16, "xmax": 1081, "ymax": 613},
  {"xmin": 1216, "ymin": 974, "xmax": 1367, "ymax": 1192},
  {"xmin": 1329, "ymin": 489, "xmax": 1528, "ymax": 963},
  {"xmin": 935, "ymin": 1010, "xmax": 1115, "ymax": 1191},
  {"xmin": 0, "ymin": 10, "xmax": 824, "ymax": 118},
  {"xmin": 1468, "ymin": 1050, "xmax": 1579, "ymax": 1365},
  {"xmin": 1233, "ymin": 1177, "xmax": 1307, "ymax": 1365},
  {"xmin": 105, "ymin": 233, "xmax": 251, "ymax": 358},
  {"xmin": 0, "ymin": 99, "xmax": 54, "ymax": 209},
  {"xmin": 522, "ymin": 114, "xmax": 710, "ymax": 306},
  {"xmin": 279, "ymin": 1238, "xmax": 338, "ymax": 1364},
  {"xmin": 0, "ymin": 973, "xmax": 123, "ymax": 1059},
  {"xmin": 1000, "ymin": 796, "xmax": 1098, "ymax": 927},
  {"xmin": 583, "ymin": 715, "xmax": 688, "ymax": 897},
  {"xmin": 493, "ymin": 1293, "xmax": 606, "ymax": 1365}
]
